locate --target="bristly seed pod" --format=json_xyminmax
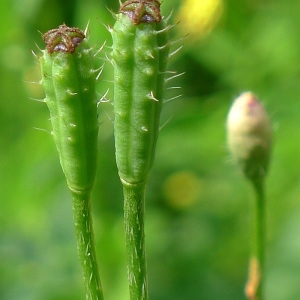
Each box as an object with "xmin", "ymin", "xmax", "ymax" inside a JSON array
[
  {"xmin": 112, "ymin": 0, "xmax": 170, "ymax": 185},
  {"xmin": 120, "ymin": 0, "xmax": 162, "ymax": 24},
  {"xmin": 226, "ymin": 92, "xmax": 272, "ymax": 184},
  {"xmin": 40, "ymin": 24, "xmax": 98, "ymax": 193},
  {"xmin": 43, "ymin": 23, "xmax": 85, "ymax": 54}
]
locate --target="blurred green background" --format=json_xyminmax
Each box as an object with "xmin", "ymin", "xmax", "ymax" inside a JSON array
[{"xmin": 1, "ymin": 0, "xmax": 300, "ymax": 299}]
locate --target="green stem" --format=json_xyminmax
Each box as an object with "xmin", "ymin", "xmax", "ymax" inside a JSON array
[
  {"xmin": 122, "ymin": 180, "xmax": 148, "ymax": 300},
  {"xmin": 254, "ymin": 180, "xmax": 265, "ymax": 299},
  {"xmin": 246, "ymin": 179, "xmax": 265, "ymax": 300},
  {"xmin": 72, "ymin": 190, "xmax": 104, "ymax": 300}
]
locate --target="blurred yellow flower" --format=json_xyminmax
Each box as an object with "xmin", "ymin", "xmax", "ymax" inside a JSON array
[
  {"xmin": 163, "ymin": 171, "xmax": 203, "ymax": 210},
  {"xmin": 176, "ymin": 0, "xmax": 224, "ymax": 41}
]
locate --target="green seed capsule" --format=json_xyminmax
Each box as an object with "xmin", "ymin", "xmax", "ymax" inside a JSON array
[
  {"xmin": 40, "ymin": 24, "xmax": 98, "ymax": 193},
  {"xmin": 112, "ymin": 0, "xmax": 170, "ymax": 185}
]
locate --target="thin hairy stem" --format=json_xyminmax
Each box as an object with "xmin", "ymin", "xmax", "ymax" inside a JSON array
[
  {"xmin": 245, "ymin": 179, "xmax": 265, "ymax": 300},
  {"xmin": 72, "ymin": 190, "xmax": 104, "ymax": 300},
  {"xmin": 122, "ymin": 181, "xmax": 148, "ymax": 300}
]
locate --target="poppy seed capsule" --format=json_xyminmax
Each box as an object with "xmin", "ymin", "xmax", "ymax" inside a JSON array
[
  {"xmin": 226, "ymin": 92, "xmax": 272, "ymax": 183},
  {"xmin": 40, "ymin": 25, "xmax": 98, "ymax": 193},
  {"xmin": 112, "ymin": 0, "xmax": 169, "ymax": 185}
]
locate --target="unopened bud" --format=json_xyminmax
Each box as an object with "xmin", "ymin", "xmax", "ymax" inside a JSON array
[{"xmin": 226, "ymin": 92, "xmax": 272, "ymax": 183}]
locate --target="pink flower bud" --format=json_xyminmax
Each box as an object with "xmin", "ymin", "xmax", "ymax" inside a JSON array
[{"xmin": 227, "ymin": 92, "xmax": 272, "ymax": 183}]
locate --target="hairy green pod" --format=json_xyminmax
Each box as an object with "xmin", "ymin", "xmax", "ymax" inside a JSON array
[
  {"xmin": 40, "ymin": 25, "xmax": 98, "ymax": 193},
  {"xmin": 112, "ymin": 0, "xmax": 170, "ymax": 185}
]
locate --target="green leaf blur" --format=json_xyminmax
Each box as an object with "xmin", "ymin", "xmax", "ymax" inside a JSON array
[{"xmin": 1, "ymin": 0, "xmax": 299, "ymax": 299}]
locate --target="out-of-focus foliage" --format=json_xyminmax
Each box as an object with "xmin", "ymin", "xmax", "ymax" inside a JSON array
[{"xmin": 1, "ymin": 0, "xmax": 300, "ymax": 299}]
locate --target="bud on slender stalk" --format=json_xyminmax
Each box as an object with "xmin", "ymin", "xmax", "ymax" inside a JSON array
[
  {"xmin": 227, "ymin": 92, "xmax": 272, "ymax": 300},
  {"xmin": 226, "ymin": 92, "xmax": 272, "ymax": 184}
]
